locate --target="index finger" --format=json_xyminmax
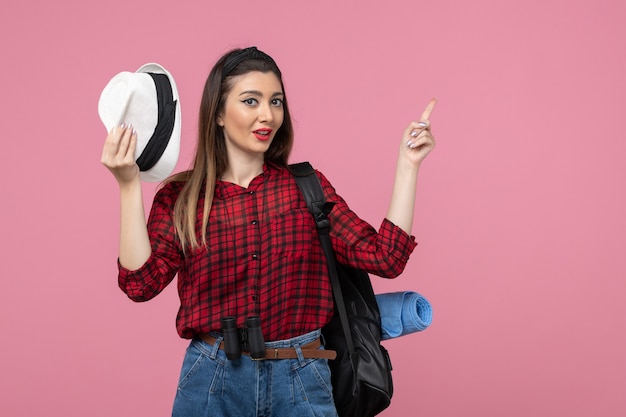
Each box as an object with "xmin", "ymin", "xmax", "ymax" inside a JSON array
[{"xmin": 420, "ymin": 98, "xmax": 438, "ymax": 121}]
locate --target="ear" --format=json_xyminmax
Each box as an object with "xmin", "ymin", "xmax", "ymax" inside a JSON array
[{"xmin": 217, "ymin": 113, "xmax": 225, "ymax": 127}]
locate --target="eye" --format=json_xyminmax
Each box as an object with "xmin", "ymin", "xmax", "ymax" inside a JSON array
[
  {"xmin": 242, "ymin": 98, "xmax": 258, "ymax": 106},
  {"xmin": 271, "ymin": 98, "xmax": 284, "ymax": 107}
]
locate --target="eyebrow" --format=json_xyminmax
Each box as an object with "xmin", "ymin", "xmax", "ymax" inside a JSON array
[{"xmin": 238, "ymin": 90, "xmax": 284, "ymax": 97}]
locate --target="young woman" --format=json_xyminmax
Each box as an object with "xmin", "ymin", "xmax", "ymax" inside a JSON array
[{"xmin": 101, "ymin": 46, "xmax": 436, "ymax": 417}]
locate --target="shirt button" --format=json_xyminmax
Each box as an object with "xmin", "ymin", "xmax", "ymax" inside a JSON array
[
  {"xmin": 252, "ymin": 253, "xmax": 258, "ymax": 260},
  {"xmin": 249, "ymin": 190, "xmax": 255, "ymax": 195},
  {"xmin": 251, "ymin": 220, "xmax": 258, "ymax": 225}
]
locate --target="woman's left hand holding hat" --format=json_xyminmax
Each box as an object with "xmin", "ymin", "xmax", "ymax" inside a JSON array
[
  {"xmin": 97, "ymin": 63, "xmax": 179, "ymax": 267},
  {"xmin": 101, "ymin": 124, "xmax": 141, "ymax": 186}
]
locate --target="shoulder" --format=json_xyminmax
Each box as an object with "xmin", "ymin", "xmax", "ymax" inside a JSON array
[{"xmin": 154, "ymin": 175, "xmax": 188, "ymax": 205}]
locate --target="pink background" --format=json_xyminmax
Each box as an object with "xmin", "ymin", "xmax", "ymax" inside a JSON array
[{"xmin": 1, "ymin": 0, "xmax": 625, "ymax": 416}]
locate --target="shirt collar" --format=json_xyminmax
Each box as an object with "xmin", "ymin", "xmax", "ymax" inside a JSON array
[{"xmin": 214, "ymin": 162, "xmax": 279, "ymax": 200}]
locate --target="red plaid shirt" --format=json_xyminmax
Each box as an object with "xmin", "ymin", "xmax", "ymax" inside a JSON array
[{"xmin": 118, "ymin": 163, "xmax": 417, "ymax": 341}]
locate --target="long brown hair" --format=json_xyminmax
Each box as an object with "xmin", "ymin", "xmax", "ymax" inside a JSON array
[{"xmin": 165, "ymin": 48, "xmax": 294, "ymax": 251}]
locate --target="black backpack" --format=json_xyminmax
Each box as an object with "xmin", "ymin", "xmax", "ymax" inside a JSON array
[{"xmin": 291, "ymin": 162, "xmax": 394, "ymax": 417}]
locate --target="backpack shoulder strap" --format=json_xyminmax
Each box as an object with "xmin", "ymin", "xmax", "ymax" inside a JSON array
[
  {"xmin": 289, "ymin": 162, "xmax": 332, "ymax": 229},
  {"xmin": 289, "ymin": 162, "xmax": 355, "ymax": 355}
]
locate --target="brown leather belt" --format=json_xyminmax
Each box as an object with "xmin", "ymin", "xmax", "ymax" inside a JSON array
[{"xmin": 198, "ymin": 334, "xmax": 337, "ymax": 360}]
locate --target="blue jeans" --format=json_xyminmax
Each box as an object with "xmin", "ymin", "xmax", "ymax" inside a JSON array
[{"xmin": 172, "ymin": 329, "xmax": 338, "ymax": 417}]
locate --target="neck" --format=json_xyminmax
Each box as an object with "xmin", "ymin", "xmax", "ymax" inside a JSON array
[{"xmin": 220, "ymin": 158, "xmax": 264, "ymax": 188}]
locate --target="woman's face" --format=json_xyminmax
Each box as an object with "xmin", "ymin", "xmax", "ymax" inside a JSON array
[{"xmin": 217, "ymin": 71, "xmax": 285, "ymax": 159}]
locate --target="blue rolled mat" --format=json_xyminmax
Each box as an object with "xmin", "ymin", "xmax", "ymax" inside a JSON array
[{"xmin": 375, "ymin": 291, "xmax": 433, "ymax": 340}]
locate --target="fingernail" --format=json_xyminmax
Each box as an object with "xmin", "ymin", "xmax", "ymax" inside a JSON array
[
  {"xmin": 418, "ymin": 122, "xmax": 428, "ymax": 127},
  {"xmin": 132, "ymin": 128, "xmax": 137, "ymax": 135},
  {"xmin": 120, "ymin": 123, "xmax": 125, "ymax": 129},
  {"xmin": 406, "ymin": 140, "xmax": 413, "ymax": 147},
  {"xmin": 411, "ymin": 130, "xmax": 419, "ymax": 137}
]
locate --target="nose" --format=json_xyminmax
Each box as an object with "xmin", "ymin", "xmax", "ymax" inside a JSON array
[{"xmin": 258, "ymin": 102, "xmax": 274, "ymax": 123}]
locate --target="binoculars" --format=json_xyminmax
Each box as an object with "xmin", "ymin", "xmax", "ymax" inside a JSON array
[{"xmin": 220, "ymin": 316, "xmax": 265, "ymax": 360}]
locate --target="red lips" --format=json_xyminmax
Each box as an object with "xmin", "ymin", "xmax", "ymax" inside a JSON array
[{"xmin": 253, "ymin": 128, "xmax": 272, "ymax": 141}]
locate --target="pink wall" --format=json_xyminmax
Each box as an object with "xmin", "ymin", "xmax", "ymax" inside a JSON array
[{"xmin": 2, "ymin": 0, "xmax": 625, "ymax": 416}]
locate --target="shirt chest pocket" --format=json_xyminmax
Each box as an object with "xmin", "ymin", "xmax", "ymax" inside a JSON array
[{"xmin": 269, "ymin": 208, "xmax": 316, "ymax": 258}]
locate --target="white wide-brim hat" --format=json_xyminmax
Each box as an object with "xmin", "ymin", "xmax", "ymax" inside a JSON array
[{"xmin": 98, "ymin": 63, "xmax": 181, "ymax": 182}]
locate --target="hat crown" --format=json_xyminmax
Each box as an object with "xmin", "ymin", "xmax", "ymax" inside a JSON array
[{"xmin": 98, "ymin": 71, "xmax": 158, "ymax": 135}]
